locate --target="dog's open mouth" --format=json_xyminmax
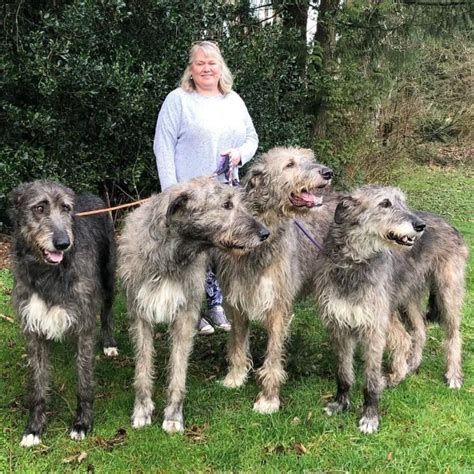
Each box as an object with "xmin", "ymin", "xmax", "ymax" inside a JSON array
[
  {"xmin": 289, "ymin": 189, "xmax": 323, "ymax": 208},
  {"xmin": 387, "ymin": 232, "xmax": 416, "ymax": 247},
  {"xmin": 43, "ymin": 249, "xmax": 65, "ymax": 264}
]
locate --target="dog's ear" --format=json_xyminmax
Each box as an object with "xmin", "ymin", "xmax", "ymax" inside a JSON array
[
  {"xmin": 334, "ymin": 196, "xmax": 358, "ymax": 224},
  {"xmin": 7, "ymin": 183, "xmax": 29, "ymax": 225},
  {"xmin": 165, "ymin": 192, "xmax": 189, "ymax": 226},
  {"xmin": 244, "ymin": 163, "xmax": 267, "ymax": 191}
]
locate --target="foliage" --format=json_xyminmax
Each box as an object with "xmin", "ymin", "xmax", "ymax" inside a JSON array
[{"xmin": 0, "ymin": 0, "xmax": 472, "ymax": 228}]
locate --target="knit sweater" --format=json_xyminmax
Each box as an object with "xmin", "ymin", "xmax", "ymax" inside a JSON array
[{"xmin": 153, "ymin": 87, "xmax": 258, "ymax": 190}]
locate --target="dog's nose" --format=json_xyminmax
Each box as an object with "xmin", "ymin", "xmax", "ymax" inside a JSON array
[
  {"xmin": 258, "ymin": 227, "xmax": 270, "ymax": 242},
  {"xmin": 53, "ymin": 234, "xmax": 70, "ymax": 250},
  {"xmin": 320, "ymin": 168, "xmax": 333, "ymax": 180},
  {"xmin": 412, "ymin": 220, "xmax": 426, "ymax": 233}
]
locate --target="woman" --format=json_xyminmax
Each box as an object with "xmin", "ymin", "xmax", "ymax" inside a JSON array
[{"xmin": 154, "ymin": 40, "xmax": 258, "ymax": 334}]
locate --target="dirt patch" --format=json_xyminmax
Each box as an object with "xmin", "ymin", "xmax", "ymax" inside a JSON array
[{"xmin": 0, "ymin": 234, "xmax": 11, "ymax": 269}]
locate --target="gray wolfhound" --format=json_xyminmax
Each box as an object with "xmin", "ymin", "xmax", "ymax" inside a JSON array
[
  {"xmin": 8, "ymin": 180, "xmax": 118, "ymax": 447},
  {"xmin": 213, "ymin": 147, "xmax": 333, "ymax": 413},
  {"xmin": 315, "ymin": 185, "xmax": 467, "ymax": 433},
  {"xmin": 118, "ymin": 177, "xmax": 269, "ymax": 433}
]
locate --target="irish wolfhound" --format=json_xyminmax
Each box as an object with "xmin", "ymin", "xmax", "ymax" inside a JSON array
[
  {"xmin": 213, "ymin": 147, "xmax": 333, "ymax": 413},
  {"xmin": 315, "ymin": 185, "xmax": 467, "ymax": 434},
  {"xmin": 8, "ymin": 180, "xmax": 118, "ymax": 447},
  {"xmin": 118, "ymin": 177, "xmax": 269, "ymax": 433}
]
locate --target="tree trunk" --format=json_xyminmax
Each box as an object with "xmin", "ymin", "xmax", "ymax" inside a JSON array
[{"xmin": 312, "ymin": 0, "xmax": 338, "ymax": 140}]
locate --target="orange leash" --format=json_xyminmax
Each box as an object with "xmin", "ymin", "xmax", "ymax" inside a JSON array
[{"xmin": 75, "ymin": 198, "xmax": 151, "ymax": 217}]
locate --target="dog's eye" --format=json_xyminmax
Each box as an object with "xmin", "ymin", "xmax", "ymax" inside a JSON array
[
  {"xmin": 62, "ymin": 204, "xmax": 72, "ymax": 213},
  {"xmin": 286, "ymin": 160, "xmax": 295, "ymax": 168},
  {"xmin": 223, "ymin": 200, "xmax": 233, "ymax": 210},
  {"xmin": 379, "ymin": 199, "xmax": 392, "ymax": 208},
  {"xmin": 35, "ymin": 205, "xmax": 45, "ymax": 214}
]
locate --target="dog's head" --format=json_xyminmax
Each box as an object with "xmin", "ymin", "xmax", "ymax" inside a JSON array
[
  {"xmin": 243, "ymin": 147, "xmax": 333, "ymax": 218},
  {"xmin": 164, "ymin": 177, "xmax": 270, "ymax": 255},
  {"xmin": 334, "ymin": 185, "xmax": 426, "ymax": 252},
  {"xmin": 8, "ymin": 180, "xmax": 76, "ymax": 265}
]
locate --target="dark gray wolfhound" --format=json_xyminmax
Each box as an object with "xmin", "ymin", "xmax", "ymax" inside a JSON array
[
  {"xmin": 8, "ymin": 180, "xmax": 118, "ymax": 447},
  {"xmin": 213, "ymin": 147, "xmax": 334, "ymax": 413},
  {"xmin": 315, "ymin": 185, "xmax": 467, "ymax": 434},
  {"xmin": 118, "ymin": 177, "xmax": 269, "ymax": 433}
]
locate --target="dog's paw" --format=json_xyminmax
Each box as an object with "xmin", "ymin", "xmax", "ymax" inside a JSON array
[
  {"xmin": 358, "ymin": 415, "xmax": 379, "ymax": 434},
  {"xmin": 70, "ymin": 429, "xmax": 86, "ymax": 441},
  {"xmin": 253, "ymin": 395, "xmax": 280, "ymax": 414},
  {"xmin": 162, "ymin": 419, "xmax": 184, "ymax": 434},
  {"xmin": 407, "ymin": 353, "xmax": 422, "ymax": 374},
  {"xmin": 103, "ymin": 346, "xmax": 119, "ymax": 357},
  {"xmin": 221, "ymin": 370, "xmax": 247, "ymax": 389},
  {"xmin": 131, "ymin": 403, "xmax": 154, "ymax": 429},
  {"xmin": 386, "ymin": 371, "xmax": 406, "ymax": 388},
  {"xmin": 20, "ymin": 433, "xmax": 41, "ymax": 448},
  {"xmin": 446, "ymin": 372, "xmax": 463, "ymax": 390}
]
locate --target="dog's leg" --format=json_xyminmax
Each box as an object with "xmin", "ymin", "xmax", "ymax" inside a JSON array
[
  {"xmin": 386, "ymin": 312, "xmax": 411, "ymax": 387},
  {"xmin": 20, "ymin": 333, "xmax": 50, "ymax": 448},
  {"xmin": 435, "ymin": 259, "xmax": 464, "ymax": 389},
  {"xmin": 404, "ymin": 302, "xmax": 426, "ymax": 375},
  {"xmin": 222, "ymin": 304, "xmax": 251, "ymax": 389},
  {"xmin": 70, "ymin": 329, "xmax": 96, "ymax": 440},
  {"xmin": 131, "ymin": 317, "xmax": 155, "ymax": 429},
  {"xmin": 162, "ymin": 310, "xmax": 196, "ymax": 434},
  {"xmin": 359, "ymin": 327, "xmax": 386, "ymax": 434},
  {"xmin": 325, "ymin": 330, "xmax": 355, "ymax": 416},
  {"xmin": 253, "ymin": 307, "xmax": 290, "ymax": 414},
  {"xmin": 100, "ymin": 251, "xmax": 118, "ymax": 357}
]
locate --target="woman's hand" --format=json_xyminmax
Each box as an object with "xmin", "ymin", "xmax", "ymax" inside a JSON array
[{"xmin": 221, "ymin": 149, "xmax": 241, "ymax": 167}]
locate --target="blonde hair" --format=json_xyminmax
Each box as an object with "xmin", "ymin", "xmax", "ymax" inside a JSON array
[{"xmin": 180, "ymin": 41, "xmax": 233, "ymax": 95}]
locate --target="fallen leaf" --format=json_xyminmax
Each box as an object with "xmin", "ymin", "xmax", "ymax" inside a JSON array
[
  {"xmin": 263, "ymin": 443, "xmax": 286, "ymax": 455},
  {"xmin": 294, "ymin": 443, "xmax": 307, "ymax": 456},
  {"xmin": 93, "ymin": 428, "xmax": 127, "ymax": 450},
  {"xmin": 387, "ymin": 451, "xmax": 393, "ymax": 461},
  {"xmin": 306, "ymin": 411, "xmax": 313, "ymax": 421},
  {"xmin": 63, "ymin": 451, "xmax": 88, "ymax": 464},
  {"xmin": 185, "ymin": 423, "xmax": 208, "ymax": 442},
  {"xmin": 291, "ymin": 416, "xmax": 301, "ymax": 425}
]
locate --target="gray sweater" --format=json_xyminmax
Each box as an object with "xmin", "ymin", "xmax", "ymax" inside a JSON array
[{"xmin": 153, "ymin": 87, "xmax": 258, "ymax": 190}]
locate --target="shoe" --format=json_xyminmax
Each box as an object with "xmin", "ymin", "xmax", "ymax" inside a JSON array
[
  {"xmin": 207, "ymin": 305, "xmax": 231, "ymax": 332},
  {"xmin": 197, "ymin": 317, "xmax": 214, "ymax": 335}
]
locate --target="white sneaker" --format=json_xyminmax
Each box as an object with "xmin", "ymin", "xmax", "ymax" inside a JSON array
[
  {"xmin": 197, "ymin": 317, "xmax": 214, "ymax": 335},
  {"xmin": 207, "ymin": 306, "xmax": 231, "ymax": 332}
]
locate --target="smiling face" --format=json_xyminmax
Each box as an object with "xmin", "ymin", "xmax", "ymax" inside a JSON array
[
  {"xmin": 8, "ymin": 181, "xmax": 75, "ymax": 265},
  {"xmin": 243, "ymin": 147, "xmax": 334, "ymax": 219},
  {"xmin": 190, "ymin": 49, "xmax": 222, "ymax": 95},
  {"xmin": 334, "ymin": 186, "xmax": 426, "ymax": 252}
]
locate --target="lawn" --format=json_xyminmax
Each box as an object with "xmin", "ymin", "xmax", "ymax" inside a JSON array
[{"xmin": 0, "ymin": 163, "xmax": 472, "ymax": 472}]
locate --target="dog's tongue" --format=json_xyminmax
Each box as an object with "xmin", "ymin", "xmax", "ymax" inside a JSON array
[
  {"xmin": 299, "ymin": 192, "xmax": 321, "ymax": 208},
  {"xmin": 45, "ymin": 250, "xmax": 64, "ymax": 263}
]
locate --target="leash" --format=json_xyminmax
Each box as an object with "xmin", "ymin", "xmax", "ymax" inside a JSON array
[
  {"xmin": 293, "ymin": 219, "xmax": 325, "ymax": 253},
  {"xmin": 77, "ymin": 155, "xmax": 237, "ymax": 218},
  {"xmin": 75, "ymin": 198, "xmax": 151, "ymax": 217}
]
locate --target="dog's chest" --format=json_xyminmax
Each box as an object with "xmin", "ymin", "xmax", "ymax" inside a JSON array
[
  {"xmin": 318, "ymin": 267, "xmax": 390, "ymax": 329},
  {"xmin": 20, "ymin": 293, "xmax": 74, "ymax": 340}
]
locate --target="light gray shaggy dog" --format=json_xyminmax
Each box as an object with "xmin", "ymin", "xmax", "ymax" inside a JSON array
[
  {"xmin": 213, "ymin": 147, "xmax": 334, "ymax": 413},
  {"xmin": 315, "ymin": 185, "xmax": 467, "ymax": 434},
  {"xmin": 8, "ymin": 180, "xmax": 118, "ymax": 448},
  {"xmin": 118, "ymin": 176, "xmax": 270, "ymax": 433}
]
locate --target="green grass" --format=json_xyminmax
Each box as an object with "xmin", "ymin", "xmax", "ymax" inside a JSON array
[{"xmin": 1, "ymin": 164, "xmax": 473, "ymax": 472}]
